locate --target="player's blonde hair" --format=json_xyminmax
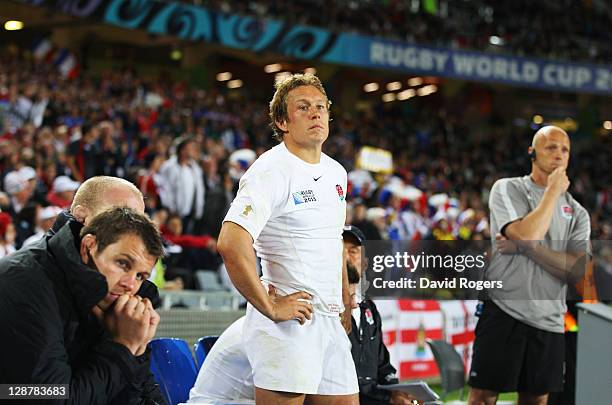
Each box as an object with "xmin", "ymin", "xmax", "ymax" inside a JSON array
[{"xmin": 269, "ymin": 73, "xmax": 330, "ymax": 142}]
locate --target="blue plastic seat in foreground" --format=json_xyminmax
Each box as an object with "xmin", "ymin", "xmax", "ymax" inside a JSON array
[
  {"xmin": 194, "ymin": 335, "xmax": 219, "ymax": 369},
  {"xmin": 149, "ymin": 338, "xmax": 198, "ymax": 405}
]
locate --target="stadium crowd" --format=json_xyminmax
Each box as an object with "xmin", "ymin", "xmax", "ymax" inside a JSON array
[
  {"xmin": 0, "ymin": 45, "xmax": 610, "ymax": 290},
  {"xmin": 199, "ymin": 0, "xmax": 612, "ymax": 63}
]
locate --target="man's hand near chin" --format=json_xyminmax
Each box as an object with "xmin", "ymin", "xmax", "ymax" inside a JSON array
[{"xmin": 94, "ymin": 294, "xmax": 159, "ymax": 356}]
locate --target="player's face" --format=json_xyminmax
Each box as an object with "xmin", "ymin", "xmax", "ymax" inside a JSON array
[
  {"xmin": 280, "ymin": 85, "xmax": 329, "ymax": 148},
  {"xmin": 83, "ymin": 233, "xmax": 156, "ymax": 311},
  {"xmin": 535, "ymin": 131, "xmax": 571, "ymax": 173}
]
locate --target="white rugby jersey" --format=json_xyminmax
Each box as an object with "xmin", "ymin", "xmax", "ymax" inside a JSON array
[{"xmin": 224, "ymin": 142, "xmax": 347, "ymax": 316}]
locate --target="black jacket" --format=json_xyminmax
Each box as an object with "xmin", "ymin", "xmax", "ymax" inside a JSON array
[
  {"xmin": 49, "ymin": 210, "xmax": 161, "ymax": 308},
  {"xmin": 0, "ymin": 220, "xmax": 166, "ymax": 405},
  {"xmin": 349, "ymin": 299, "xmax": 399, "ymax": 405}
]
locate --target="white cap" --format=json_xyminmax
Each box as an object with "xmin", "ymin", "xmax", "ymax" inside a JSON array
[
  {"xmin": 53, "ymin": 176, "xmax": 80, "ymax": 193},
  {"xmin": 4, "ymin": 171, "xmax": 26, "ymax": 195},
  {"xmin": 366, "ymin": 207, "xmax": 386, "ymax": 221},
  {"xmin": 40, "ymin": 206, "xmax": 62, "ymax": 221},
  {"xmin": 18, "ymin": 166, "xmax": 36, "ymax": 181}
]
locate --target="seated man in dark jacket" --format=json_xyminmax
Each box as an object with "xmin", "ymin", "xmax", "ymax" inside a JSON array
[
  {"xmin": 344, "ymin": 225, "xmax": 416, "ymax": 405},
  {"xmin": 48, "ymin": 175, "xmax": 162, "ymax": 308},
  {"xmin": 0, "ymin": 207, "xmax": 166, "ymax": 405}
]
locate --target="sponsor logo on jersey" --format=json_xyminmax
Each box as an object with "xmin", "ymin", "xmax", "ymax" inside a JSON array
[
  {"xmin": 336, "ymin": 184, "xmax": 345, "ymax": 201},
  {"xmin": 561, "ymin": 204, "xmax": 573, "ymax": 219},
  {"xmin": 292, "ymin": 189, "xmax": 317, "ymax": 205}
]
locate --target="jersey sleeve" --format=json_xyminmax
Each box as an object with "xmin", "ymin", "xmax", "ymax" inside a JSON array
[
  {"xmin": 568, "ymin": 205, "xmax": 591, "ymax": 255},
  {"xmin": 489, "ymin": 179, "xmax": 531, "ymax": 237},
  {"xmin": 223, "ymin": 169, "xmax": 285, "ymax": 241}
]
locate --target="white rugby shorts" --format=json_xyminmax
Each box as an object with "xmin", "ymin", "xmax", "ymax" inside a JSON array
[{"xmin": 243, "ymin": 303, "xmax": 359, "ymax": 395}]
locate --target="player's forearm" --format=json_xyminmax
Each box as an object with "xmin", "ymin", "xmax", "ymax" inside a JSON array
[
  {"xmin": 524, "ymin": 244, "xmax": 584, "ymax": 282},
  {"xmin": 217, "ymin": 222, "xmax": 272, "ymax": 317},
  {"xmin": 505, "ymin": 189, "xmax": 558, "ymax": 241},
  {"xmin": 218, "ymin": 241, "xmax": 273, "ymax": 318}
]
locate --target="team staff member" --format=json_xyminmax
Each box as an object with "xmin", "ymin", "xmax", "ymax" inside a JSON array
[
  {"xmin": 0, "ymin": 208, "xmax": 165, "ymax": 404},
  {"xmin": 49, "ymin": 176, "xmax": 162, "ymax": 307},
  {"xmin": 218, "ymin": 73, "xmax": 358, "ymax": 405},
  {"xmin": 468, "ymin": 126, "xmax": 591, "ymax": 405},
  {"xmin": 344, "ymin": 225, "xmax": 416, "ymax": 405}
]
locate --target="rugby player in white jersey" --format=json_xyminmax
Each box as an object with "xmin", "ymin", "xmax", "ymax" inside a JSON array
[{"xmin": 218, "ymin": 73, "xmax": 358, "ymax": 405}]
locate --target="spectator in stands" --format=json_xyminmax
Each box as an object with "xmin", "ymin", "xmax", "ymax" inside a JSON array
[
  {"xmin": 350, "ymin": 200, "xmax": 382, "ymax": 240},
  {"xmin": 162, "ymin": 213, "xmax": 216, "ymax": 252},
  {"xmin": 137, "ymin": 153, "xmax": 165, "ymax": 213},
  {"xmin": 0, "ymin": 212, "xmax": 16, "ymax": 258},
  {"xmin": 3, "ymin": 169, "xmax": 33, "ymax": 215},
  {"xmin": 66, "ymin": 123, "xmax": 101, "ymax": 181},
  {"xmin": 0, "ymin": 207, "xmax": 166, "ymax": 404},
  {"xmin": 22, "ymin": 205, "xmax": 61, "ymax": 247},
  {"xmin": 158, "ymin": 136, "xmax": 205, "ymax": 234},
  {"xmin": 160, "ymin": 213, "xmax": 217, "ymax": 289},
  {"xmin": 46, "ymin": 175, "xmax": 80, "ymax": 208}
]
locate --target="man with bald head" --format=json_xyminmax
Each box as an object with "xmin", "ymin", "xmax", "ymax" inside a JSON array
[
  {"xmin": 468, "ymin": 126, "xmax": 591, "ymax": 405},
  {"xmin": 49, "ymin": 176, "xmax": 158, "ymax": 303}
]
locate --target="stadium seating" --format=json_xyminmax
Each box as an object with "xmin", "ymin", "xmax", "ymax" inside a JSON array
[
  {"xmin": 149, "ymin": 338, "xmax": 198, "ymax": 405},
  {"xmin": 194, "ymin": 335, "xmax": 219, "ymax": 369},
  {"xmin": 426, "ymin": 338, "xmax": 465, "ymax": 401}
]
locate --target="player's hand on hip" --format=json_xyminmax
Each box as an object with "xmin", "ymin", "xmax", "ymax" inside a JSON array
[
  {"xmin": 546, "ymin": 167, "xmax": 570, "ymax": 197},
  {"xmin": 267, "ymin": 285, "xmax": 313, "ymax": 324},
  {"xmin": 341, "ymin": 305, "xmax": 352, "ymax": 334}
]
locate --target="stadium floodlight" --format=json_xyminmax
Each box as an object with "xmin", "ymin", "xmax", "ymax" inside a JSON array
[
  {"xmin": 216, "ymin": 72, "xmax": 232, "ymax": 81},
  {"xmin": 386, "ymin": 81, "xmax": 402, "ymax": 91},
  {"xmin": 408, "ymin": 77, "xmax": 423, "ymax": 87},
  {"xmin": 363, "ymin": 82, "xmax": 379, "ymax": 92},
  {"xmin": 382, "ymin": 93, "xmax": 396, "ymax": 102},
  {"xmin": 170, "ymin": 50, "xmax": 182, "ymax": 61},
  {"xmin": 4, "ymin": 20, "xmax": 24, "ymax": 31},
  {"xmin": 227, "ymin": 79, "xmax": 243, "ymax": 89},
  {"xmin": 264, "ymin": 63, "xmax": 282, "ymax": 73},
  {"xmin": 416, "ymin": 84, "xmax": 437, "ymax": 96},
  {"xmin": 304, "ymin": 67, "xmax": 317, "ymax": 74},
  {"xmin": 397, "ymin": 89, "xmax": 416, "ymax": 101},
  {"xmin": 532, "ymin": 115, "xmax": 544, "ymax": 124},
  {"xmin": 489, "ymin": 35, "xmax": 505, "ymax": 46},
  {"xmin": 604, "ymin": 121, "xmax": 612, "ymax": 130}
]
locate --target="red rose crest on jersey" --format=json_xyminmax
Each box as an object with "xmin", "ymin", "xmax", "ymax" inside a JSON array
[
  {"xmin": 561, "ymin": 205, "xmax": 573, "ymax": 219},
  {"xmin": 336, "ymin": 184, "xmax": 345, "ymax": 201},
  {"xmin": 365, "ymin": 308, "xmax": 374, "ymax": 325}
]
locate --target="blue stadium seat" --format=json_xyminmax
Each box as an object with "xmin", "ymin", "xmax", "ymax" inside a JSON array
[
  {"xmin": 149, "ymin": 338, "xmax": 198, "ymax": 405},
  {"xmin": 194, "ymin": 335, "xmax": 219, "ymax": 369}
]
